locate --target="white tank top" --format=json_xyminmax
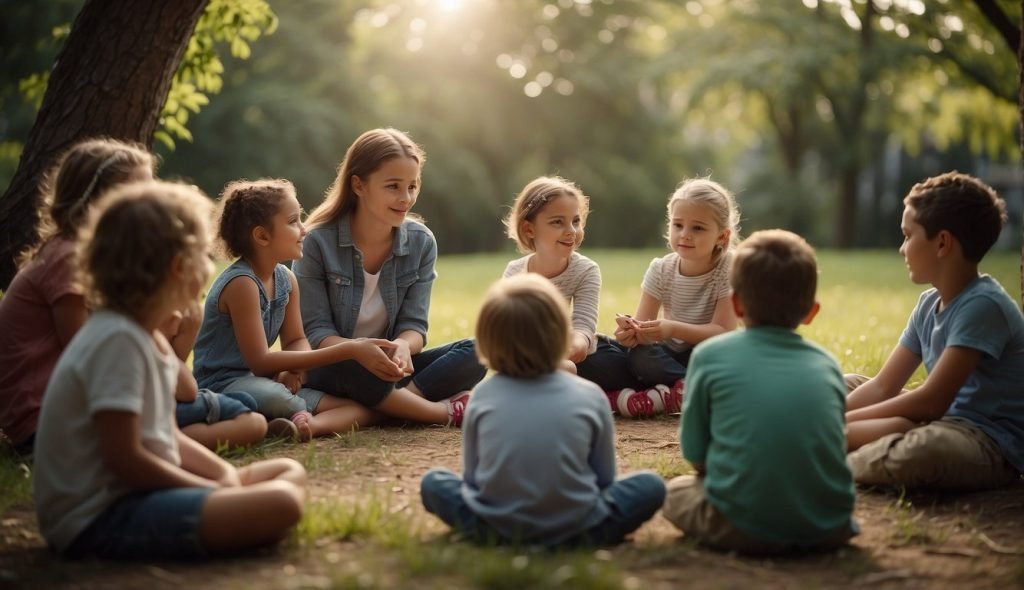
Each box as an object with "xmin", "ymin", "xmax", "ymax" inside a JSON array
[{"xmin": 353, "ymin": 270, "xmax": 388, "ymax": 338}]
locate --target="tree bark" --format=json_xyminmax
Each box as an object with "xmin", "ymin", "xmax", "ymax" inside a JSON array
[{"xmin": 0, "ymin": 0, "xmax": 208, "ymax": 289}]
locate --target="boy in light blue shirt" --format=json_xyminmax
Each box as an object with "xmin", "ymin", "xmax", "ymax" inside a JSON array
[
  {"xmin": 663, "ymin": 230, "xmax": 856, "ymax": 555},
  {"xmin": 846, "ymin": 172, "xmax": 1024, "ymax": 490}
]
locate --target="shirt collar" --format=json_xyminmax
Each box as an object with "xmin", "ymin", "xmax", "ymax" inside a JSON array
[{"xmin": 336, "ymin": 215, "xmax": 409, "ymax": 256}]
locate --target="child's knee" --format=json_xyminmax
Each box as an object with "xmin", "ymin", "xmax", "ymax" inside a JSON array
[
  {"xmin": 236, "ymin": 412, "xmax": 268, "ymax": 442},
  {"xmin": 265, "ymin": 480, "xmax": 305, "ymax": 526}
]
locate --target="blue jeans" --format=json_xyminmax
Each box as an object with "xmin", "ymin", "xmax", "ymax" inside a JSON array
[
  {"xmin": 628, "ymin": 344, "xmax": 691, "ymax": 386},
  {"xmin": 65, "ymin": 487, "xmax": 212, "ymax": 560},
  {"xmin": 420, "ymin": 469, "xmax": 666, "ymax": 547},
  {"xmin": 576, "ymin": 336, "xmax": 645, "ymax": 391},
  {"xmin": 307, "ymin": 338, "xmax": 486, "ymax": 406},
  {"xmin": 175, "ymin": 389, "xmax": 257, "ymax": 427}
]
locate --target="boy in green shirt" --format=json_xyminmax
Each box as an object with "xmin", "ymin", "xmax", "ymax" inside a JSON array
[{"xmin": 663, "ymin": 230, "xmax": 857, "ymax": 554}]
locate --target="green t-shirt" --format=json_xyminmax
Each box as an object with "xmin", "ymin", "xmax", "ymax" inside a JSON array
[{"xmin": 681, "ymin": 326, "xmax": 855, "ymax": 545}]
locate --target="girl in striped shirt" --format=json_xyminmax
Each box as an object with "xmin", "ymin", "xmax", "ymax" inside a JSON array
[{"xmin": 614, "ymin": 178, "xmax": 740, "ymax": 409}]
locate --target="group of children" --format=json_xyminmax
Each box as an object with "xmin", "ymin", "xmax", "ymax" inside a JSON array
[{"xmin": 0, "ymin": 127, "xmax": 1021, "ymax": 559}]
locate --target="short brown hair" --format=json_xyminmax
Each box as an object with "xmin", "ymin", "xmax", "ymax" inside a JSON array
[
  {"xmin": 730, "ymin": 230, "xmax": 818, "ymax": 329},
  {"xmin": 217, "ymin": 178, "xmax": 295, "ymax": 259},
  {"xmin": 904, "ymin": 171, "xmax": 1007, "ymax": 262},
  {"xmin": 504, "ymin": 176, "xmax": 589, "ymax": 254},
  {"xmin": 79, "ymin": 181, "xmax": 213, "ymax": 317},
  {"xmin": 475, "ymin": 274, "xmax": 570, "ymax": 378}
]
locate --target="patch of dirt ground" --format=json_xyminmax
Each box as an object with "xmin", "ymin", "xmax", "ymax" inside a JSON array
[{"xmin": 2, "ymin": 417, "xmax": 1023, "ymax": 589}]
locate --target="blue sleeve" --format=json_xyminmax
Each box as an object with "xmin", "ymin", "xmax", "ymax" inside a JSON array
[
  {"xmin": 293, "ymin": 233, "xmax": 340, "ymax": 348},
  {"xmin": 589, "ymin": 393, "xmax": 617, "ymax": 489},
  {"xmin": 898, "ymin": 291, "xmax": 931, "ymax": 356},
  {"xmin": 680, "ymin": 348, "xmax": 711, "ymax": 464},
  {"xmin": 947, "ymin": 294, "xmax": 1011, "ymax": 360},
  {"xmin": 394, "ymin": 230, "xmax": 437, "ymax": 344},
  {"xmin": 462, "ymin": 391, "xmax": 480, "ymax": 487}
]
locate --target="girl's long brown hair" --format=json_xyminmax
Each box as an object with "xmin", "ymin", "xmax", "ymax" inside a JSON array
[{"xmin": 305, "ymin": 128, "xmax": 425, "ymax": 229}]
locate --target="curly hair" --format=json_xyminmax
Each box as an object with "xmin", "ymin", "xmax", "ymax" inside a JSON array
[
  {"xmin": 216, "ymin": 178, "xmax": 296, "ymax": 259},
  {"xmin": 904, "ymin": 171, "xmax": 1007, "ymax": 262},
  {"xmin": 78, "ymin": 181, "xmax": 212, "ymax": 317}
]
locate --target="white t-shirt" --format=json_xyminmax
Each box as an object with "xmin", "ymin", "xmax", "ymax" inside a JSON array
[
  {"xmin": 33, "ymin": 310, "xmax": 180, "ymax": 553},
  {"xmin": 353, "ymin": 270, "xmax": 388, "ymax": 338},
  {"xmin": 641, "ymin": 251, "xmax": 733, "ymax": 351}
]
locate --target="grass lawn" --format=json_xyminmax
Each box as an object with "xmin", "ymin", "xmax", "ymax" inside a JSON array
[{"xmin": 1, "ymin": 249, "xmax": 1022, "ymax": 589}]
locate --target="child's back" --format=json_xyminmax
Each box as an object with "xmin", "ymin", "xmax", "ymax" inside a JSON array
[
  {"xmin": 463, "ymin": 371, "xmax": 614, "ymax": 543},
  {"xmin": 680, "ymin": 327, "xmax": 853, "ymax": 543},
  {"xmin": 664, "ymin": 230, "xmax": 855, "ymax": 554},
  {"xmin": 421, "ymin": 274, "xmax": 665, "ymax": 547}
]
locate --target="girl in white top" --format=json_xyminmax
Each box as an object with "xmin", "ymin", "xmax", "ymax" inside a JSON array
[
  {"xmin": 33, "ymin": 181, "xmax": 305, "ymax": 560},
  {"xmin": 615, "ymin": 178, "xmax": 741, "ymax": 390},
  {"xmin": 502, "ymin": 176, "xmax": 638, "ymax": 391}
]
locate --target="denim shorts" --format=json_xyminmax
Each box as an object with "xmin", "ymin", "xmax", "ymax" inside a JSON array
[
  {"xmin": 65, "ymin": 487, "xmax": 213, "ymax": 560},
  {"xmin": 176, "ymin": 389, "xmax": 257, "ymax": 427},
  {"xmin": 223, "ymin": 375, "xmax": 325, "ymax": 419}
]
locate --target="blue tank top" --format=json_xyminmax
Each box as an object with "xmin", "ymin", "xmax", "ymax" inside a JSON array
[{"xmin": 192, "ymin": 259, "xmax": 292, "ymax": 391}]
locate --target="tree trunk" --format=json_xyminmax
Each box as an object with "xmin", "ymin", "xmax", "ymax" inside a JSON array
[
  {"xmin": 0, "ymin": 0, "xmax": 208, "ymax": 289},
  {"xmin": 835, "ymin": 166, "xmax": 859, "ymax": 248},
  {"xmin": 1019, "ymin": 0, "xmax": 1023, "ymax": 310}
]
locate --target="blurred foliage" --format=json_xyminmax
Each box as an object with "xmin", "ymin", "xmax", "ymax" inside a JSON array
[{"xmin": 1, "ymin": 0, "xmax": 1019, "ymax": 251}]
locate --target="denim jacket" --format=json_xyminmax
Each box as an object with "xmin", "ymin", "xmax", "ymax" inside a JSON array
[{"xmin": 293, "ymin": 215, "xmax": 437, "ymax": 348}]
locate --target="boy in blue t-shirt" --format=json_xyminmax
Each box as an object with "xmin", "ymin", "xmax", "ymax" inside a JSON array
[
  {"xmin": 846, "ymin": 172, "xmax": 1024, "ymax": 490},
  {"xmin": 663, "ymin": 230, "xmax": 856, "ymax": 555}
]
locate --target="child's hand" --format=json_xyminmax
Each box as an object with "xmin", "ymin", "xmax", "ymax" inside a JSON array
[
  {"xmin": 274, "ymin": 370, "xmax": 304, "ymax": 394},
  {"xmin": 614, "ymin": 314, "xmax": 641, "ymax": 348},
  {"xmin": 388, "ymin": 339, "xmax": 415, "ymax": 377},
  {"xmin": 567, "ymin": 333, "xmax": 589, "ymax": 364},
  {"xmin": 353, "ymin": 339, "xmax": 405, "ymax": 381},
  {"xmin": 636, "ymin": 319, "xmax": 671, "ymax": 344},
  {"xmin": 614, "ymin": 325, "xmax": 640, "ymax": 348}
]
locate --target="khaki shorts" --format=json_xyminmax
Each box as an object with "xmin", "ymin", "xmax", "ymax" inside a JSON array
[
  {"xmin": 844, "ymin": 373, "xmax": 1020, "ymax": 490},
  {"xmin": 662, "ymin": 475, "xmax": 855, "ymax": 555}
]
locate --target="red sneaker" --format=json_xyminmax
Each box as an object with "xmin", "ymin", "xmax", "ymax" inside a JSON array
[
  {"xmin": 657, "ymin": 380, "xmax": 684, "ymax": 414},
  {"xmin": 446, "ymin": 392, "xmax": 471, "ymax": 427},
  {"xmin": 615, "ymin": 387, "xmax": 658, "ymax": 418}
]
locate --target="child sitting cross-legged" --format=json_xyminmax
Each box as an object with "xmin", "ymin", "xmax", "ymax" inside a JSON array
[
  {"xmin": 663, "ymin": 230, "xmax": 857, "ymax": 555},
  {"xmin": 845, "ymin": 172, "xmax": 1024, "ymax": 490},
  {"xmin": 33, "ymin": 181, "xmax": 305, "ymax": 560},
  {"xmin": 421, "ymin": 274, "xmax": 666, "ymax": 547}
]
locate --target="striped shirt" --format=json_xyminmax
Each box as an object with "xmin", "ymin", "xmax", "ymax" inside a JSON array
[
  {"xmin": 503, "ymin": 252, "xmax": 601, "ymax": 354},
  {"xmin": 641, "ymin": 251, "xmax": 733, "ymax": 351}
]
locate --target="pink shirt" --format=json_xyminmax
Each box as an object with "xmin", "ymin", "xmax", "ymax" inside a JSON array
[{"xmin": 0, "ymin": 239, "xmax": 81, "ymax": 445}]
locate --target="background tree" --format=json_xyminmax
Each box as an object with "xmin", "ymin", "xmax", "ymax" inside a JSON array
[{"xmin": 0, "ymin": 0, "xmax": 276, "ymax": 290}]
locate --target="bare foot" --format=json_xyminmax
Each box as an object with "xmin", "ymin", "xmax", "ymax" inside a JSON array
[{"xmin": 291, "ymin": 411, "xmax": 314, "ymax": 442}]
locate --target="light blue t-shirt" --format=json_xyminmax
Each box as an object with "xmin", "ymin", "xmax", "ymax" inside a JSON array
[
  {"xmin": 682, "ymin": 327, "xmax": 855, "ymax": 545},
  {"xmin": 460, "ymin": 371, "xmax": 616, "ymax": 545},
  {"xmin": 899, "ymin": 275, "xmax": 1024, "ymax": 472}
]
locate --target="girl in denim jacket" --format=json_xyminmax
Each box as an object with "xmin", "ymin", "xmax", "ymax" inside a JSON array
[{"xmin": 293, "ymin": 128, "xmax": 485, "ymax": 426}]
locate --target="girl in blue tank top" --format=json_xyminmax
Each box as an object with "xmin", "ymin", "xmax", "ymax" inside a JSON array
[{"xmin": 193, "ymin": 179, "xmax": 399, "ymax": 440}]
